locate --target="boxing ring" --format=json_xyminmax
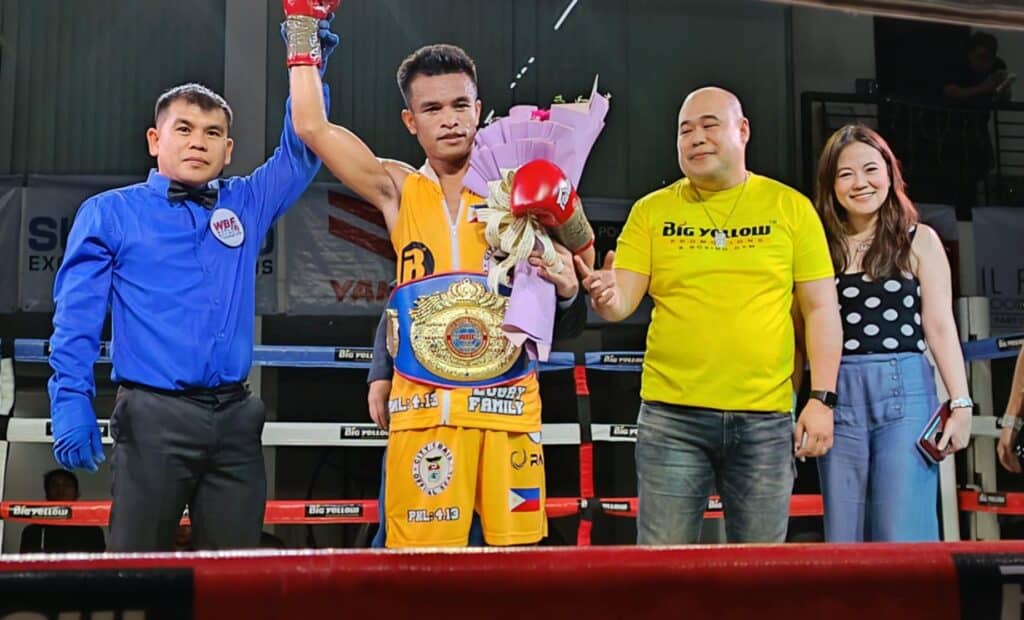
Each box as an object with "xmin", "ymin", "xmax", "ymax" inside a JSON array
[
  {"xmin": 2, "ymin": 543, "xmax": 1024, "ymax": 618},
  {"xmin": 2, "ymin": 299, "xmax": 1024, "ymax": 616}
]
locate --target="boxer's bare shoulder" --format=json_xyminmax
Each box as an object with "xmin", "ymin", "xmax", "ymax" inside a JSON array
[{"xmin": 381, "ymin": 158, "xmax": 416, "ymax": 201}]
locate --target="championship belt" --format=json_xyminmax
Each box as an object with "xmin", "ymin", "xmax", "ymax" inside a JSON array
[{"xmin": 386, "ymin": 273, "xmax": 532, "ymax": 389}]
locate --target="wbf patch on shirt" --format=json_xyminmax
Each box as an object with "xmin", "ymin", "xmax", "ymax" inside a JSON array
[
  {"xmin": 508, "ymin": 487, "xmax": 541, "ymax": 512},
  {"xmin": 209, "ymin": 208, "xmax": 245, "ymax": 248}
]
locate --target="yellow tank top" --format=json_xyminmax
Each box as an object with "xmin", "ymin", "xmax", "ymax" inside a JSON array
[{"xmin": 388, "ymin": 164, "xmax": 542, "ymax": 433}]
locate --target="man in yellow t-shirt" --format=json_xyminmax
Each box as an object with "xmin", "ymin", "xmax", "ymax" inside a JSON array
[{"xmin": 576, "ymin": 87, "xmax": 842, "ymax": 544}]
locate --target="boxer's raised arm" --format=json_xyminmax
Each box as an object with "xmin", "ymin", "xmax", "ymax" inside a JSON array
[{"xmin": 283, "ymin": 1, "xmax": 400, "ymax": 230}]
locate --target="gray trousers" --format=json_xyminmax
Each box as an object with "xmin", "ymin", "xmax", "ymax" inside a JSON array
[{"xmin": 108, "ymin": 384, "xmax": 266, "ymax": 552}]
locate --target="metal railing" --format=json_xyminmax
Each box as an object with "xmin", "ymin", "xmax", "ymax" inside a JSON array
[{"xmin": 801, "ymin": 92, "xmax": 1024, "ymax": 206}]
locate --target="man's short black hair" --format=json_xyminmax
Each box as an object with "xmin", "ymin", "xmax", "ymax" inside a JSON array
[
  {"xmin": 396, "ymin": 44, "xmax": 478, "ymax": 106},
  {"xmin": 43, "ymin": 469, "xmax": 78, "ymax": 497},
  {"xmin": 968, "ymin": 31, "xmax": 998, "ymax": 56},
  {"xmin": 154, "ymin": 83, "xmax": 233, "ymax": 127}
]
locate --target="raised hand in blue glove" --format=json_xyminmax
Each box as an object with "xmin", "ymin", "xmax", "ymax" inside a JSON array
[
  {"xmin": 317, "ymin": 15, "xmax": 340, "ymax": 74},
  {"xmin": 52, "ymin": 406, "xmax": 105, "ymax": 472}
]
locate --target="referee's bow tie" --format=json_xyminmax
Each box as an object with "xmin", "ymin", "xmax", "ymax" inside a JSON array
[{"xmin": 167, "ymin": 181, "xmax": 219, "ymax": 208}]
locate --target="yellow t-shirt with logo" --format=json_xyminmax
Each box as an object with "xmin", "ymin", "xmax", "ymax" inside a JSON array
[
  {"xmin": 388, "ymin": 165, "xmax": 542, "ymax": 433},
  {"xmin": 615, "ymin": 173, "xmax": 833, "ymax": 413}
]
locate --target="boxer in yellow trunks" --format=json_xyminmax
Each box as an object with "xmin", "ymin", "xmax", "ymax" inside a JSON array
[
  {"xmin": 382, "ymin": 162, "xmax": 550, "ymax": 546},
  {"xmin": 284, "ymin": 21, "xmax": 584, "ymax": 547}
]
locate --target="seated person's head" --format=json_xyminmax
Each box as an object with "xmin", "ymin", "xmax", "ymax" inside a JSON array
[
  {"xmin": 968, "ymin": 32, "xmax": 999, "ymax": 76},
  {"xmin": 44, "ymin": 469, "xmax": 80, "ymax": 502},
  {"xmin": 260, "ymin": 531, "xmax": 286, "ymax": 549},
  {"xmin": 175, "ymin": 524, "xmax": 193, "ymax": 551}
]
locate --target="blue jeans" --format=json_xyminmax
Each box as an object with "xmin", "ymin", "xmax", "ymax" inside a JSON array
[
  {"xmin": 636, "ymin": 401, "xmax": 795, "ymax": 544},
  {"xmin": 817, "ymin": 352, "xmax": 940, "ymax": 542}
]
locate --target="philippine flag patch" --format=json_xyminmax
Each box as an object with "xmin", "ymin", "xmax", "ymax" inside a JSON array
[{"xmin": 508, "ymin": 487, "xmax": 541, "ymax": 512}]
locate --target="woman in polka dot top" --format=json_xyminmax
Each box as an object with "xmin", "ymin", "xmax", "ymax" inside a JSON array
[{"xmin": 809, "ymin": 124, "xmax": 972, "ymax": 542}]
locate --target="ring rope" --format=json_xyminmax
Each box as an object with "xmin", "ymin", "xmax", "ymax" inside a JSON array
[{"xmin": 0, "ymin": 495, "xmax": 828, "ymax": 527}]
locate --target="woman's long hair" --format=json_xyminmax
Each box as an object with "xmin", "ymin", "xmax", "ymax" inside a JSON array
[{"xmin": 814, "ymin": 124, "xmax": 918, "ymax": 279}]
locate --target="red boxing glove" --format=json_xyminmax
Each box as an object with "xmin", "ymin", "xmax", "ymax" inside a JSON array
[
  {"xmin": 282, "ymin": 0, "xmax": 340, "ymax": 67},
  {"xmin": 283, "ymin": 0, "xmax": 339, "ymax": 20},
  {"xmin": 510, "ymin": 159, "xmax": 595, "ymax": 254}
]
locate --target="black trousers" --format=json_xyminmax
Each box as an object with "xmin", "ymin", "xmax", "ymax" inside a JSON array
[{"xmin": 108, "ymin": 383, "xmax": 266, "ymax": 552}]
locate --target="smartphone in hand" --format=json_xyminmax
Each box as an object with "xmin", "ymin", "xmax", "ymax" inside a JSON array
[{"xmin": 918, "ymin": 400, "xmax": 952, "ymax": 464}]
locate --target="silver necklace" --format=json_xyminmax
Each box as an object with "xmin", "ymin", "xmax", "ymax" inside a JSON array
[
  {"xmin": 694, "ymin": 173, "xmax": 750, "ymax": 249},
  {"xmin": 850, "ymin": 235, "xmax": 874, "ymax": 253}
]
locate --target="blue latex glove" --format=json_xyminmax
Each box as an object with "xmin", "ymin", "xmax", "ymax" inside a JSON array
[
  {"xmin": 281, "ymin": 14, "xmax": 340, "ymax": 76},
  {"xmin": 52, "ymin": 408, "xmax": 104, "ymax": 472},
  {"xmin": 318, "ymin": 15, "xmax": 340, "ymax": 74}
]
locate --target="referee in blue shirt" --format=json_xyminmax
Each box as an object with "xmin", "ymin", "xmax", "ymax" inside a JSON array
[{"xmin": 47, "ymin": 25, "xmax": 338, "ymax": 552}]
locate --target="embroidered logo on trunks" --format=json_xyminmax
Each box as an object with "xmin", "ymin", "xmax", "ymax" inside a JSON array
[
  {"xmin": 407, "ymin": 506, "xmax": 461, "ymax": 523},
  {"xmin": 209, "ymin": 208, "xmax": 245, "ymax": 248},
  {"xmin": 510, "ymin": 449, "xmax": 544, "ymax": 470},
  {"xmin": 412, "ymin": 441, "xmax": 454, "ymax": 496},
  {"xmin": 467, "ymin": 386, "xmax": 527, "ymax": 416}
]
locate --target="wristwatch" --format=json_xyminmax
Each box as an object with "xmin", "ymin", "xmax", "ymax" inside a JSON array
[
  {"xmin": 949, "ymin": 396, "xmax": 974, "ymax": 411},
  {"xmin": 998, "ymin": 415, "xmax": 1024, "ymax": 431},
  {"xmin": 809, "ymin": 389, "xmax": 838, "ymax": 409}
]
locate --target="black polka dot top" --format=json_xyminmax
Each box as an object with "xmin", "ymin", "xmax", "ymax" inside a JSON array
[
  {"xmin": 837, "ymin": 272, "xmax": 924, "ymax": 355},
  {"xmin": 836, "ymin": 229, "xmax": 925, "ymax": 355}
]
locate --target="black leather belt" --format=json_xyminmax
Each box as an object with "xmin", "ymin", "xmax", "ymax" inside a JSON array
[{"xmin": 120, "ymin": 380, "xmax": 249, "ymax": 408}]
